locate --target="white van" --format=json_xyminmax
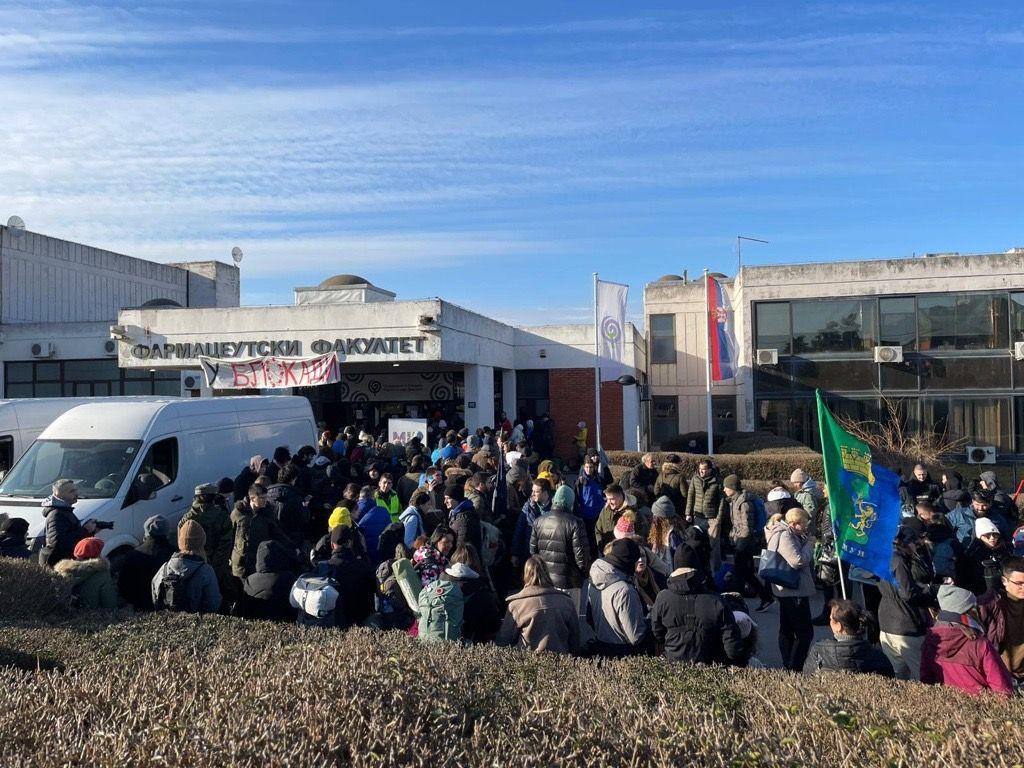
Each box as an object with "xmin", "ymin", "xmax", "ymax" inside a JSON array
[
  {"xmin": 0, "ymin": 396, "xmax": 317, "ymax": 557},
  {"xmin": 0, "ymin": 397, "xmax": 172, "ymax": 477}
]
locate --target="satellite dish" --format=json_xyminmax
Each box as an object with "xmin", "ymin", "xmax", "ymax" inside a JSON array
[
  {"xmin": 231, "ymin": 246, "xmax": 243, "ymax": 264},
  {"xmin": 6, "ymin": 216, "xmax": 25, "ymax": 237}
]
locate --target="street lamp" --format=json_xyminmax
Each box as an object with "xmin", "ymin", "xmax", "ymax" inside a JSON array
[{"xmin": 616, "ymin": 374, "xmax": 637, "ymax": 387}]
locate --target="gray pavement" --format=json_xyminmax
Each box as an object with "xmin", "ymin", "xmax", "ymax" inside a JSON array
[{"xmin": 743, "ymin": 594, "xmax": 835, "ymax": 669}]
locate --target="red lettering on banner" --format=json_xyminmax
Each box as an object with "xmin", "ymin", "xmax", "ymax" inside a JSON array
[{"xmin": 231, "ymin": 363, "xmax": 250, "ymax": 388}]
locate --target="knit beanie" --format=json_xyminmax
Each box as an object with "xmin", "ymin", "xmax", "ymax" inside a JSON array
[
  {"xmin": 144, "ymin": 515, "xmax": 168, "ymax": 539},
  {"xmin": 975, "ymin": 517, "xmax": 1000, "ymax": 538},
  {"xmin": 605, "ymin": 538, "xmax": 641, "ymax": 574},
  {"xmin": 73, "ymin": 536, "xmax": 104, "ymax": 560},
  {"xmin": 790, "ymin": 468, "xmax": 808, "ymax": 484},
  {"xmin": 178, "ymin": 519, "xmax": 207, "ymax": 558},
  {"xmin": 723, "ymin": 474, "xmax": 741, "ymax": 492},
  {"xmin": 444, "ymin": 482, "xmax": 465, "ymax": 502},
  {"xmin": 651, "ymin": 496, "xmax": 677, "ymax": 519},
  {"xmin": 552, "ymin": 484, "xmax": 575, "ymax": 511},
  {"xmin": 613, "ymin": 511, "xmax": 637, "ymax": 539},
  {"xmin": 328, "ymin": 505, "xmax": 353, "ymax": 532},
  {"xmin": 937, "ymin": 584, "xmax": 976, "ymax": 615},
  {"xmin": 672, "ymin": 543, "xmax": 703, "ymax": 572}
]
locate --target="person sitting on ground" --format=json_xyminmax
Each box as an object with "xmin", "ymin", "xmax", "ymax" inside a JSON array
[
  {"xmin": 803, "ymin": 599, "xmax": 894, "ymax": 677},
  {"xmin": 496, "ymin": 555, "xmax": 580, "ymax": 654},
  {"xmin": 321, "ymin": 524, "xmax": 377, "ymax": 629},
  {"xmin": 979, "ymin": 556, "xmax": 1024, "ymax": 687},
  {"xmin": 151, "ymin": 521, "xmax": 221, "ymax": 614},
  {"xmin": 650, "ymin": 544, "xmax": 743, "ymax": 666},
  {"xmin": 447, "ymin": 544, "xmax": 501, "ymax": 644},
  {"xmin": 413, "ymin": 526, "xmax": 455, "ymax": 587},
  {"xmin": 116, "ymin": 514, "xmax": 175, "ymax": 611},
  {"xmin": 921, "ymin": 584, "xmax": 1013, "ymax": 697},
  {"xmin": 239, "ymin": 540, "xmax": 300, "ymax": 621},
  {"xmin": 55, "ymin": 536, "xmax": 117, "ymax": 610},
  {"xmin": 0, "ymin": 516, "xmax": 31, "ymax": 559},
  {"xmin": 586, "ymin": 538, "xmax": 649, "ymax": 657},
  {"xmin": 957, "ymin": 517, "xmax": 1012, "ymax": 596}
]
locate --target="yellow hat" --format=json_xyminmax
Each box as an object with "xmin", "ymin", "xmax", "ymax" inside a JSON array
[{"xmin": 328, "ymin": 505, "xmax": 352, "ymax": 532}]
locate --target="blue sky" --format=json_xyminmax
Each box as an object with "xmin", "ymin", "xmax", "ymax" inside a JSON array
[{"xmin": 1, "ymin": 1, "xmax": 1022, "ymax": 323}]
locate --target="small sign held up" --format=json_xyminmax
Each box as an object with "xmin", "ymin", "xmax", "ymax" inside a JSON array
[{"xmin": 388, "ymin": 418, "xmax": 427, "ymax": 445}]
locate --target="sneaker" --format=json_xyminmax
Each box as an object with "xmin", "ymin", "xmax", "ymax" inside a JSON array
[{"xmin": 755, "ymin": 599, "xmax": 773, "ymax": 613}]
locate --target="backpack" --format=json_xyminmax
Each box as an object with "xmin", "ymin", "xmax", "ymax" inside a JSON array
[
  {"xmin": 479, "ymin": 520, "xmax": 502, "ymax": 569},
  {"xmin": 155, "ymin": 565, "xmax": 200, "ymax": 613},
  {"xmin": 417, "ymin": 579, "xmax": 464, "ymax": 642},
  {"xmin": 290, "ymin": 573, "xmax": 340, "ymax": 628}
]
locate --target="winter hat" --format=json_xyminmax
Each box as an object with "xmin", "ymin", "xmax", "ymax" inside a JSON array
[
  {"xmin": 328, "ymin": 505, "xmax": 353, "ymax": 531},
  {"xmin": 767, "ymin": 487, "xmax": 792, "ymax": 502},
  {"xmin": 552, "ymin": 485, "xmax": 575, "ymax": 511},
  {"xmin": 73, "ymin": 536, "xmax": 104, "ymax": 560},
  {"xmin": 733, "ymin": 611, "xmax": 756, "ymax": 639},
  {"xmin": 723, "ymin": 474, "xmax": 741, "ymax": 492},
  {"xmin": 194, "ymin": 483, "xmax": 218, "ymax": 497},
  {"xmin": 605, "ymin": 538, "xmax": 641, "ymax": 574},
  {"xmin": 790, "ymin": 469, "xmax": 809, "ymax": 485},
  {"xmin": 651, "ymin": 496, "xmax": 677, "ymax": 519},
  {"xmin": 249, "ymin": 454, "xmax": 266, "ymax": 474},
  {"xmin": 143, "ymin": 515, "xmax": 169, "ymax": 539},
  {"xmin": 577, "ymin": 421, "xmax": 586, "ymax": 429},
  {"xmin": 979, "ymin": 471, "xmax": 998, "ymax": 487},
  {"xmin": 937, "ymin": 584, "xmax": 977, "ymax": 615},
  {"xmin": 444, "ymin": 482, "xmax": 465, "ymax": 502},
  {"xmin": 1013, "ymin": 525, "xmax": 1024, "ymax": 554},
  {"xmin": 614, "ymin": 511, "xmax": 637, "ymax": 539},
  {"xmin": 672, "ymin": 544, "xmax": 704, "ymax": 572},
  {"xmin": 0, "ymin": 516, "xmax": 28, "ymax": 539},
  {"xmin": 975, "ymin": 517, "xmax": 1001, "ymax": 538},
  {"xmin": 178, "ymin": 519, "xmax": 207, "ymax": 558},
  {"xmin": 445, "ymin": 562, "xmax": 479, "ymax": 580}
]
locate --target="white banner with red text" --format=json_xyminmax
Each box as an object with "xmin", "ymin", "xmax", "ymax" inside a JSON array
[{"xmin": 199, "ymin": 352, "xmax": 341, "ymax": 390}]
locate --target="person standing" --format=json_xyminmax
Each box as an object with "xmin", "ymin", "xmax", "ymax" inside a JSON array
[
  {"xmin": 116, "ymin": 515, "xmax": 175, "ymax": 611},
  {"xmin": 685, "ymin": 459, "xmax": 727, "ymax": 571},
  {"xmin": 789, "ymin": 469, "xmax": 824, "ymax": 539},
  {"xmin": 594, "ymin": 483, "xmax": 647, "ymax": 552},
  {"xmin": 722, "ymin": 474, "xmax": 772, "ymax": 610},
  {"xmin": 374, "ymin": 473, "xmax": 402, "ymax": 523},
  {"xmin": 39, "ymin": 479, "xmax": 96, "ymax": 568},
  {"xmin": 979, "ymin": 557, "xmax": 1024, "ymax": 687},
  {"xmin": 877, "ymin": 524, "xmax": 937, "ymax": 680},
  {"xmin": 530, "ymin": 485, "xmax": 590, "ymax": 612},
  {"xmin": 178, "ymin": 484, "xmax": 234, "ymax": 600},
  {"xmin": 512, "ymin": 479, "xmax": 552, "ymax": 569},
  {"xmin": 445, "ymin": 482, "xmax": 483, "ymax": 556},
  {"xmin": 765, "ymin": 508, "xmax": 816, "ymax": 672},
  {"xmin": 230, "ymin": 484, "xmax": 287, "ymax": 581}
]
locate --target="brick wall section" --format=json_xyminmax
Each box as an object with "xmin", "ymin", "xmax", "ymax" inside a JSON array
[{"xmin": 548, "ymin": 368, "xmax": 624, "ymax": 455}]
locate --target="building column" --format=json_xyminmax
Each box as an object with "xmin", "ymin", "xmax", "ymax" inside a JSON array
[
  {"xmin": 463, "ymin": 364, "xmax": 494, "ymax": 432},
  {"xmin": 500, "ymin": 368, "xmax": 517, "ymax": 422},
  {"xmin": 622, "ymin": 383, "xmax": 640, "ymax": 451}
]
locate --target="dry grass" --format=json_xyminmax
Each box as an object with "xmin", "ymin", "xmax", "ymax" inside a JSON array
[{"xmin": 0, "ymin": 557, "xmax": 73, "ymax": 620}]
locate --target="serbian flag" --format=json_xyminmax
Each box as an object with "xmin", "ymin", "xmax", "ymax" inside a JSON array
[{"xmin": 707, "ymin": 275, "xmax": 737, "ymax": 381}]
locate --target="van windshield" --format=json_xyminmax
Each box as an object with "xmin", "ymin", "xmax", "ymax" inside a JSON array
[{"xmin": 0, "ymin": 440, "xmax": 141, "ymax": 499}]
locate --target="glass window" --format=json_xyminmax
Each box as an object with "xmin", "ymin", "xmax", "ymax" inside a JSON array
[
  {"xmin": 4, "ymin": 383, "xmax": 32, "ymax": 398},
  {"xmin": 753, "ymin": 364, "xmax": 792, "ymax": 395},
  {"xmin": 0, "ymin": 436, "xmax": 13, "ymax": 476},
  {"xmin": 123, "ymin": 381, "xmax": 151, "ymax": 395},
  {"xmin": 5, "ymin": 362, "xmax": 32, "ymax": 383},
  {"xmin": 919, "ymin": 293, "xmax": 1008, "ymax": 351},
  {"xmin": 135, "ymin": 437, "xmax": 179, "ymax": 493},
  {"xmin": 34, "ymin": 383, "xmax": 60, "ymax": 397},
  {"xmin": 154, "ymin": 379, "xmax": 180, "ymax": 396},
  {"xmin": 651, "ymin": 396, "xmax": 678, "ymax": 447},
  {"xmin": 920, "ymin": 357, "xmax": 1010, "ymax": 390},
  {"xmin": 880, "ymin": 359, "xmax": 919, "ymax": 391},
  {"xmin": 755, "ymin": 303, "xmax": 791, "ymax": 354},
  {"xmin": 34, "ymin": 363, "xmax": 60, "ymax": 381},
  {"xmin": 0, "ymin": 439, "xmax": 141, "ymax": 499},
  {"xmin": 649, "ymin": 314, "xmax": 676, "ymax": 364},
  {"xmin": 757, "ymin": 399, "xmax": 792, "ymax": 438},
  {"xmin": 879, "ymin": 297, "xmax": 917, "ymax": 350},
  {"xmin": 789, "ymin": 359, "xmax": 878, "ymax": 393},
  {"xmin": 923, "ymin": 397, "xmax": 1011, "ymax": 452},
  {"xmin": 64, "ymin": 360, "xmax": 118, "ymax": 381},
  {"xmin": 792, "ymin": 299, "xmax": 877, "ymax": 354},
  {"xmin": 712, "ymin": 395, "xmax": 736, "ymax": 433},
  {"xmin": 1012, "ymin": 293, "xmax": 1024, "ymax": 343}
]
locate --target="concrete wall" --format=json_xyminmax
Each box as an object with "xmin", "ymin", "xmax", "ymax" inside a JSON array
[
  {"xmin": 168, "ymin": 261, "xmax": 241, "ymax": 308},
  {"xmin": 514, "ymin": 323, "xmax": 645, "ymax": 372}
]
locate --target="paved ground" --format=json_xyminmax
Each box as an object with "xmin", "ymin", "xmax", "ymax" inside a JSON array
[{"xmin": 743, "ymin": 595, "xmax": 835, "ymax": 669}]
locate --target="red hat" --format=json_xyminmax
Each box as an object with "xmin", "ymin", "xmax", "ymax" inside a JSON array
[
  {"xmin": 614, "ymin": 511, "xmax": 636, "ymax": 540},
  {"xmin": 73, "ymin": 537, "xmax": 104, "ymax": 560}
]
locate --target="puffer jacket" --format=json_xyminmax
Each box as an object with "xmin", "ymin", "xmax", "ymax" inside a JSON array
[
  {"xmin": 921, "ymin": 621, "xmax": 1013, "ymax": 696},
  {"xmin": 803, "ymin": 634, "xmax": 895, "ymax": 677},
  {"xmin": 266, "ymin": 483, "xmax": 307, "ymax": 548},
  {"xmin": 653, "ymin": 463, "xmax": 687, "ymax": 516},
  {"xmin": 495, "ymin": 585, "xmax": 580, "ymax": 654},
  {"xmin": 586, "ymin": 558, "xmax": 647, "ymax": 649},
  {"xmin": 178, "ymin": 500, "xmax": 233, "ymax": 578},
  {"xmin": 529, "ymin": 507, "xmax": 590, "ymax": 589},
  {"xmin": 54, "ymin": 557, "xmax": 117, "ymax": 610},
  {"xmin": 728, "ymin": 490, "xmax": 758, "ymax": 544},
  {"xmin": 151, "ymin": 553, "xmax": 221, "ymax": 614},
  {"xmin": 650, "ymin": 568, "xmax": 742, "ymax": 665},
  {"xmin": 241, "ymin": 540, "xmax": 298, "ymax": 621},
  {"xmin": 685, "ymin": 471, "xmax": 727, "ymax": 521},
  {"xmin": 765, "ymin": 521, "xmax": 815, "ymax": 598},
  {"xmin": 230, "ymin": 500, "xmax": 287, "ymax": 578},
  {"xmin": 39, "ymin": 497, "xmax": 86, "ymax": 567}
]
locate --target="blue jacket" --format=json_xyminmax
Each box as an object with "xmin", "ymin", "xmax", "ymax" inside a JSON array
[
  {"xmin": 575, "ymin": 475, "xmax": 605, "ymax": 522},
  {"xmin": 440, "ymin": 444, "xmax": 460, "ymax": 462},
  {"xmin": 946, "ymin": 505, "xmax": 1011, "ymax": 548},
  {"xmin": 357, "ymin": 502, "xmax": 392, "ymax": 563},
  {"xmin": 512, "ymin": 499, "xmax": 550, "ymax": 561}
]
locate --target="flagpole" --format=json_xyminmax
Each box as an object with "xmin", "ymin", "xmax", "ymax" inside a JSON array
[
  {"xmin": 593, "ymin": 272, "xmax": 603, "ymax": 452},
  {"xmin": 703, "ymin": 268, "xmax": 714, "ymax": 456}
]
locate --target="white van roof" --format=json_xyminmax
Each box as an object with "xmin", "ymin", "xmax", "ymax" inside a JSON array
[
  {"xmin": 38, "ymin": 396, "xmax": 313, "ymax": 441},
  {"xmin": 0, "ymin": 397, "xmax": 169, "ymax": 434}
]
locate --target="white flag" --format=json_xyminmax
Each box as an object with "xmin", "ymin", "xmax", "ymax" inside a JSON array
[{"xmin": 596, "ymin": 279, "xmax": 629, "ymax": 382}]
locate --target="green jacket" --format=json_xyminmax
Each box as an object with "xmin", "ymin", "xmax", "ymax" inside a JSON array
[
  {"xmin": 179, "ymin": 500, "xmax": 234, "ymax": 576},
  {"xmin": 685, "ymin": 472, "xmax": 727, "ymax": 521},
  {"xmin": 230, "ymin": 501, "xmax": 287, "ymax": 578},
  {"xmin": 55, "ymin": 558, "xmax": 117, "ymax": 610},
  {"xmin": 594, "ymin": 503, "xmax": 650, "ymax": 552}
]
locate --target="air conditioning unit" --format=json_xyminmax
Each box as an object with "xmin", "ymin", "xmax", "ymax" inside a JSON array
[
  {"xmin": 103, "ymin": 339, "xmax": 117, "ymax": 356},
  {"xmin": 30, "ymin": 342, "xmax": 55, "ymax": 358},
  {"xmin": 1014, "ymin": 341, "xmax": 1024, "ymax": 361},
  {"xmin": 873, "ymin": 345, "xmax": 904, "ymax": 364},
  {"xmin": 756, "ymin": 348, "xmax": 778, "ymax": 366},
  {"xmin": 966, "ymin": 445, "xmax": 996, "ymax": 465},
  {"xmin": 181, "ymin": 371, "xmax": 202, "ymax": 392}
]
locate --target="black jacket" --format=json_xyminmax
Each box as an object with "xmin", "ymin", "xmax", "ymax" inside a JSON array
[
  {"xmin": 266, "ymin": 483, "xmax": 307, "ymax": 548},
  {"xmin": 956, "ymin": 540, "xmax": 1011, "ymax": 597},
  {"xmin": 622, "ymin": 464, "xmax": 659, "ymax": 499},
  {"xmin": 458, "ymin": 576, "xmax": 501, "ymax": 644},
  {"xmin": 241, "ymin": 540, "xmax": 299, "ymax": 621},
  {"xmin": 324, "ymin": 550, "xmax": 377, "ymax": 628},
  {"xmin": 899, "ymin": 476, "xmax": 940, "ymax": 508},
  {"xmin": 650, "ymin": 570, "xmax": 743, "ymax": 665},
  {"xmin": 529, "ymin": 508, "xmax": 590, "ymax": 589},
  {"xmin": 39, "ymin": 501, "xmax": 86, "ymax": 567},
  {"xmin": 448, "ymin": 499, "xmax": 483, "ymax": 556},
  {"xmin": 0, "ymin": 518, "xmax": 31, "ymax": 559},
  {"xmin": 877, "ymin": 550, "xmax": 936, "ymax": 637},
  {"xmin": 803, "ymin": 635, "xmax": 894, "ymax": 677},
  {"xmin": 116, "ymin": 536, "xmax": 175, "ymax": 611},
  {"xmin": 233, "ymin": 466, "xmax": 258, "ymax": 502}
]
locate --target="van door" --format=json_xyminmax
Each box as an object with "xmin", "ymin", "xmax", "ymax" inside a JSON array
[
  {"xmin": 123, "ymin": 436, "xmax": 191, "ymax": 531},
  {"xmin": 0, "ymin": 435, "xmax": 14, "ymax": 478}
]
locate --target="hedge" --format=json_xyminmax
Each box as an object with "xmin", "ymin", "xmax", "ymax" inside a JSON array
[
  {"xmin": 1, "ymin": 612, "xmax": 1022, "ymax": 767},
  {"xmin": 0, "ymin": 558, "xmax": 72, "ymax": 620},
  {"xmin": 606, "ymin": 451, "xmax": 824, "ymax": 483}
]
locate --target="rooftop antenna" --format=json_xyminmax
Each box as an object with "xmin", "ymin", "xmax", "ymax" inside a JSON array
[
  {"xmin": 736, "ymin": 235, "xmax": 769, "ymax": 273},
  {"xmin": 6, "ymin": 215, "xmax": 25, "ymax": 238},
  {"xmin": 231, "ymin": 246, "xmax": 243, "ymax": 265}
]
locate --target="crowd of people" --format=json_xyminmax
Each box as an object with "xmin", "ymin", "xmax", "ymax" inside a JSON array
[{"xmin": 1, "ymin": 418, "xmax": 1022, "ymax": 697}]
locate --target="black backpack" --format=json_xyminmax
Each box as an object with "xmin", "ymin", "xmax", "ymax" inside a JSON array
[{"xmin": 156, "ymin": 565, "xmax": 200, "ymax": 612}]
